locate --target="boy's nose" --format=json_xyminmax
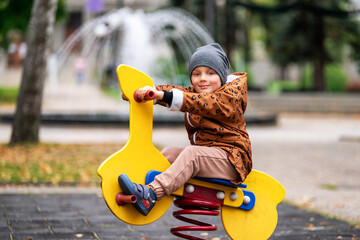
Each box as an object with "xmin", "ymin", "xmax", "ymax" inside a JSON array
[{"xmin": 200, "ymin": 74, "xmax": 207, "ymax": 81}]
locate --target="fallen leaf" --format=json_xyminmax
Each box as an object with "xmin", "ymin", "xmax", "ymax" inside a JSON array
[
  {"xmin": 305, "ymin": 223, "xmax": 314, "ymax": 228},
  {"xmin": 291, "ymin": 217, "xmax": 302, "ymax": 222},
  {"xmin": 127, "ymin": 225, "xmax": 135, "ymax": 231}
]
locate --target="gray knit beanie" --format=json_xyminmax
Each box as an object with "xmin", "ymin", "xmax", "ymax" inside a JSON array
[{"xmin": 188, "ymin": 43, "xmax": 230, "ymax": 86}]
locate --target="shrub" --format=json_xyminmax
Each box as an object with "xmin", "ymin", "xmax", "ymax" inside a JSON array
[
  {"xmin": 325, "ymin": 64, "xmax": 348, "ymax": 92},
  {"xmin": 300, "ymin": 64, "xmax": 313, "ymax": 91},
  {"xmin": 267, "ymin": 80, "xmax": 301, "ymax": 94},
  {"xmin": 0, "ymin": 87, "xmax": 18, "ymax": 103},
  {"xmin": 300, "ymin": 63, "xmax": 348, "ymax": 92}
]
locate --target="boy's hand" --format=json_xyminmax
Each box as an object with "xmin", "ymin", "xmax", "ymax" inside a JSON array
[
  {"xmin": 121, "ymin": 93, "xmax": 129, "ymax": 101},
  {"xmin": 134, "ymin": 86, "xmax": 164, "ymax": 102}
]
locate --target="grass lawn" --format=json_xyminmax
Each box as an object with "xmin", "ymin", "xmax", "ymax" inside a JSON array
[
  {"xmin": 0, "ymin": 86, "xmax": 18, "ymax": 104},
  {"xmin": 0, "ymin": 143, "xmax": 134, "ymax": 186}
]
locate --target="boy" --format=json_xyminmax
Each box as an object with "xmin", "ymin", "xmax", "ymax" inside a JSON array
[{"xmin": 119, "ymin": 43, "xmax": 252, "ymax": 216}]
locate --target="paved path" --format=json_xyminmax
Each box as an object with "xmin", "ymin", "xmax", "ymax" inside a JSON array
[
  {"xmin": 250, "ymin": 114, "xmax": 360, "ymax": 224},
  {"xmin": 0, "ymin": 190, "xmax": 359, "ymax": 240},
  {"xmin": 1, "ymin": 76, "xmax": 360, "ymax": 239},
  {"xmin": 1, "ymin": 114, "xmax": 360, "ymax": 240},
  {"xmin": 2, "ymin": 115, "xmax": 360, "ymax": 224}
]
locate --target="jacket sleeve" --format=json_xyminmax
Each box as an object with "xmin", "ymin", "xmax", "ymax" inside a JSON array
[
  {"xmin": 155, "ymin": 85, "xmax": 192, "ymax": 108},
  {"xmin": 181, "ymin": 76, "xmax": 248, "ymax": 123}
]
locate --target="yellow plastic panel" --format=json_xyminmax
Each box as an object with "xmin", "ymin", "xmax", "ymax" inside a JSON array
[
  {"xmin": 221, "ymin": 170, "xmax": 285, "ymax": 240},
  {"xmin": 97, "ymin": 65, "xmax": 174, "ymax": 225}
]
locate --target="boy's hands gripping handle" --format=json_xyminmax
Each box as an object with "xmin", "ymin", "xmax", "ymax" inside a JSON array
[{"xmin": 134, "ymin": 89, "xmax": 155, "ymax": 102}]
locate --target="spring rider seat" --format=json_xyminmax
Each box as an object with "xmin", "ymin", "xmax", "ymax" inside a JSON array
[{"xmin": 97, "ymin": 65, "xmax": 286, "ymax": 240}]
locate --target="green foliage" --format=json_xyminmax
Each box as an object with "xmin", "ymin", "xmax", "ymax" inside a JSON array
[
  {"xmin": 55, "ymin": 0, "xmax": 68, "ymax": 23},
  {"xmin": 300, "ymin": 64, "xmax": 348, "ymax": 92},
  {"xmin": 325, "ymin": 64, "xmax": 348, "ymax": 92},
  {"xmin": 267, "ymin": 63, "xmax": 347, "ymax": 93},
  {"xmin": 0, "ymin": 0, "xmax": 68, "ymax": 49},
  {"xmin": 257, "ymin": 0, "xmax": 360, "ymax": 90},
  {"xmin": 175, "ymin": 63, "xmax": 190, "ymax": 87},
  {"xmin": 300, "ymin": 64, "xmax": 313, "ymax": 91},
  {"xmin": 153, "ymin": 57, "xmax": 175, "ymax": 80},
  {"xmin": 244, "ymin": 64, "xmax": 254, "ymax": 89},
  {"xmin": 267, "ymin": 80, "xmax": 301, "ymax": 94},
  {"xmin": 103, "ymin": 86, "xmax": 122, "ymax": 101},
  {"xmin": 0, "ymin": 0, "xmax": 32, "ymax": 47},
  {"xmin": 0, "ymin": 86, "xmax": 18, "ymax": 103},
  {"xmin": 0, "ymin": 0, "xmax": 10, "ymax": 10},
  {"xmin": 320, "ymin": 184, "xmax": 338, "ymax": 191},
  {"xmin": 153, "ymin": 57, "xmax": 191, "ymax": 86}
]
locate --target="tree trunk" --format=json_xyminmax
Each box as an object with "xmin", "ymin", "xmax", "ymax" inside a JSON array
[
  {"xmin": 313, "ymin": 14, "xmax": 325, "ymax": 91},
  {"xmin": 204, "ymin": 0, "xmax": 216, "ymax": 37},
  {"xmin": 279, "ymin": 66, "xmax": 287, "ymax": 81},
  {"xmin": 244, "ymin": 12, "xmax": 251, "ymax": 66},
  {"xmin": 10, "ymin": 0, "xmax": 58, "ymax": 145},
  {"xmin": 225, "ymin": 0, "xmax": 235, "ymax": 62}
]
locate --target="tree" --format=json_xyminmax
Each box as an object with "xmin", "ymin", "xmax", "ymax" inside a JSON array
[
  {"xmin": 232, "ymin": 0, "xmax": 360, "ymax": 91},
  {"xmin": 10, "ymin": 0, "xmax": 59, "ymax": 145},
  {"xmin": 0, "ymin": 0, "xmax": 66, "ymax": 49},
  {"xmin": 258, "ymin": 0, "xmax": 360, "ymax": 91},
  {"xmin": 167, "ymin": 0, "xmax": 243, "ymax": 63}
]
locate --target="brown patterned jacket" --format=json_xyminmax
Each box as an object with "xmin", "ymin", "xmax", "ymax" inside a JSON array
[{"xmin": 156, "ymin": 72, "xmax": 252, "ymax": 182}]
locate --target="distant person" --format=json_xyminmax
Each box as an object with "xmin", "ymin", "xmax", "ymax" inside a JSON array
[
  {"xmin": 18, "ymin": 42, "xmax": 27, "ymax": 64},
  {"xmin": 7, "ymin": 42, "xmax": 17, "ymax": 67},
  {"xmin": 119, "ymin": 43, "xmax": 252, "ymax": 216},
  {"xmin": 74, "ymin": 56, "xmax": 87, "ymax": 84}
]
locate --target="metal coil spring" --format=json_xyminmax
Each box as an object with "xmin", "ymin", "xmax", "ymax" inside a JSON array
[{"xmin": 170, "ymin": 197, "xmax": 221, "ymax": 240}]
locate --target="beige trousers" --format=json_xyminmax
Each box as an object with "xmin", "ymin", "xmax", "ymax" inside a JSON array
[{"xmin": 149, "ymin": 145, "xmax": 240, "ymax": 200}]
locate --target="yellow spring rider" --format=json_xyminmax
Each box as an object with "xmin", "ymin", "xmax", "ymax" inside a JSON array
[{"xmin": 98, "ymin": 65, "xmax": 286, "ymax": 240}]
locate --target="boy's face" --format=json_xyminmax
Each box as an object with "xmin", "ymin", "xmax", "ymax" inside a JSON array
[{"xmin": 191, "ymin": 66, "xmax": 222, "ymax": 93}]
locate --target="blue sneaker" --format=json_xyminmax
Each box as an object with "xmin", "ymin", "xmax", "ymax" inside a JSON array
[{"xmin": 118, "ymin": 174, "xmax": 157, "ymax": 216}]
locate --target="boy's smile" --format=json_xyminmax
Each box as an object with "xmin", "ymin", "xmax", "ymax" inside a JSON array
[{"xmin": 191, "ymin": 66, "xmax": 222, "ymax": 93}]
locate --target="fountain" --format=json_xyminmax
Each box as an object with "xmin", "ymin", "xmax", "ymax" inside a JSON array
[
  {"xmin": 44, "ymin": 7, "xmax": 214, "ymax": 116},
  {"xmin": 50, "ymin": 7, "xmax": 214, "ymax": 87},
  {"xmin": 43, "ymin": 6, "xmax": 276, "ymax": 127}
]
